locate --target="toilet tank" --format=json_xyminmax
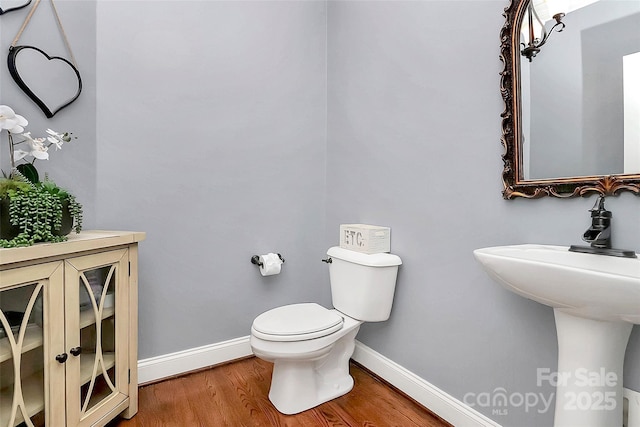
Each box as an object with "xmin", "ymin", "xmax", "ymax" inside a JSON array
[{"xmin": 327, "ymin": 246, "xmax": 402, "ymax": 321}]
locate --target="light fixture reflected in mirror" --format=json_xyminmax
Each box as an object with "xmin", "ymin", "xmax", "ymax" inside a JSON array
[{"xmin": 521, "ymin": 1, "xmax": 566, "ymax": 61}]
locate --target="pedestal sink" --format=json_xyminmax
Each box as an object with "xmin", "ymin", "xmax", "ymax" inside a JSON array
[{"xmin": 474, "ymin": 244, "xmax": 640, "ymax": 427}]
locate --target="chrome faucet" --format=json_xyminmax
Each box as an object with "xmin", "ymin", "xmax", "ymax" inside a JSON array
[{"xmin": 569, "ymin": 195, "xmax": 637, "ymax": 258}]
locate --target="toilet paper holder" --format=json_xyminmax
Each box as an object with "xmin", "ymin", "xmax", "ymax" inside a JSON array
[{"xmin": 251, "ymin": 253, "xmax": 285, "ymax": 267}]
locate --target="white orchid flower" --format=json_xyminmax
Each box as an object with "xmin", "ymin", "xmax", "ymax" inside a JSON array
[
  {"xmin": 1, "ymin": 108, "xmax": 74, "ymax": 172},
  {"xmin": 45, "ymin": 128, "xmax": 69, "ymax": 150},
  {"xmin": 13, "ymin": 132, "xmax": 49, "ymax": 161},
  {"xmin": 47, "ymin": 137, "xmax": 63, "ymax": 150},
  {"xmin": 0, "ymin": 105, "xmax": 28, "ymax": 134}
]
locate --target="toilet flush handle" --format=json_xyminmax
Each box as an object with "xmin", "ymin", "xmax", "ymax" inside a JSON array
[{"xmin": 321, "ymin": 257, "xmax": 332, "ymax": 264}]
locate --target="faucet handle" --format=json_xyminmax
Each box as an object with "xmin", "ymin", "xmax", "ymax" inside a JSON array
[{"xmin": 589, "ymin": 195, "xmax": 607, "ymax": 213}]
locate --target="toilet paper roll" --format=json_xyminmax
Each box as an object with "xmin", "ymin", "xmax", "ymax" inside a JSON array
[{"xmin": 259, "ymin": 253, "xmax": 282, "ymax": 276}]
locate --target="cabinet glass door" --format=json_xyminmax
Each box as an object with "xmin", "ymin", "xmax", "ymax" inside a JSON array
[
  {"xmin": 65, "ymin": 250, "xmax": 129, "ymax": 426},
  {"xmin": 78, "ymin": 266, "xmax": 117, "ymax": 412},
  {"xmin": 0, "ymin": 262, "xmax": 65, "ymax": 427}
]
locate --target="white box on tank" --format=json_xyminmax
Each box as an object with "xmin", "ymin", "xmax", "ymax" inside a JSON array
[{"xmin": 339, "ymin": 224, "xmax": 390, "ymax": 254}]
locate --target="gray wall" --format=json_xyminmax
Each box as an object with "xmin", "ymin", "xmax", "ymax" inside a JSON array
[
  {"xmin": 0, "ymin": 0, "xmax": 97, "ymax": 225},
  {"xmin": 2, "ymin": 0, "xmax": 329, "ymax": 357},
  {"xmin": 528, "ymin": 5, "xmax": 583, "ymax": 179},
  {"xmin": 582, "ymin": 11, "xmax": 640, "ymax": 175},
  {"xmin": 326, "ymin": 1, "xmax": 640, "ymax": 426},
  {"xmin": 529, "ymin": 0, "xmax": 640, "ymax": 179},
  {"xmin": 1, "ymin": 1, "xmax": 639, "ymax": 426},
  {"xmin": 94, "ymin": 0, "xmax": 329, "ymax": 356}
]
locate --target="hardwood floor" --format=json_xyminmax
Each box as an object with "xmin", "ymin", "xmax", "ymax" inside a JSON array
[{"xmin": 109, "ymin": 357, "xmax": 451, "ymax": 427}]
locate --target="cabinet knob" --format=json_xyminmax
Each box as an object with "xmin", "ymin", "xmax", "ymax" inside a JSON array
[
  {"xmin": 55, "ymin": 353, "xmax": 68, "ymax": 363},
  {"xmin": 70, "ymin": 346, "xmax": 82, "ymax": 356}
]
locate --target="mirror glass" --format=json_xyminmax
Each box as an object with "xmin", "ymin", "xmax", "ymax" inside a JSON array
[{"xmin": 500, "ymin": 0, "xmax": 640, "ymax": 198}]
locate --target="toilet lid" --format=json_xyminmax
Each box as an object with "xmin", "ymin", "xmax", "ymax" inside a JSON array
[{"xmin": 252, "ymin": 303, "xmax": 344, "ymax": 342}]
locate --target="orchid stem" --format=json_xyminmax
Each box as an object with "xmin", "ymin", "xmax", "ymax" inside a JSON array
[{"xmin": 8, "ymin": 131, "xmax": 15, "ymax": 172}]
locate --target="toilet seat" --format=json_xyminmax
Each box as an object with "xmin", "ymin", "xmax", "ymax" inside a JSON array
[{"xmin": 252, "ymin": 303, "xmax": 344, "ymax": 342}]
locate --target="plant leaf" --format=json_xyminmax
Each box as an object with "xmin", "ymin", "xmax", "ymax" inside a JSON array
[{"xmin": 16, "ymin": 163, "xmax": 39, "ymax": 184}]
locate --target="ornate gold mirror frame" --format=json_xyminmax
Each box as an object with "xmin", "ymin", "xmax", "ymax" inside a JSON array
[{"xmin": 499, "ymin": 0, "xmax": 640, "ymax": 199}]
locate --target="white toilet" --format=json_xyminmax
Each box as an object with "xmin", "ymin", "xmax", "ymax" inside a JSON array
[{"xmin": 250, "ymin": 246, "xmax": 402, "ymax": 414}]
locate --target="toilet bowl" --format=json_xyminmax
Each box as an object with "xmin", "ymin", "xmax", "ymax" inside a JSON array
[
  {"xmin": 250, "ymin": 247, "xmax": 402, "ymax": 414},
  {"xmin": 250, "ymin": 303, "xmax": 362, "ymax": 414}
]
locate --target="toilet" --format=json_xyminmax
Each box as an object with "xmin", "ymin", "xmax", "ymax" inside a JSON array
[{"xmin": 250, "ymin": 246, "xmax": 402, "ymax": 414}]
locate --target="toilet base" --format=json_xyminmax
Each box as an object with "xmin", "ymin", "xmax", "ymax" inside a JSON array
[{"xmin": 267, "ymin": 327, "xmax": 360, "ymax": 414}]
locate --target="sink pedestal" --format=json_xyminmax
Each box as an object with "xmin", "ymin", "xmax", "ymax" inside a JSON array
[
  {"xmin": 474, "ymin": 245, "xmax": 640, "ymax": 426},
  {"xmin": 553, "ymin": 309, "xmax": 633, "ymax": 427}
]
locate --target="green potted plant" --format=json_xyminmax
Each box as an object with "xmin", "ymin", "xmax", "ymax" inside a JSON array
[
  {"xmin": 0, "ymin": 174, "xmax": 30, "ymax": 241},
  {"xmin": 0, "ymin": 104, "xmax": 83, "ymax": 248}
]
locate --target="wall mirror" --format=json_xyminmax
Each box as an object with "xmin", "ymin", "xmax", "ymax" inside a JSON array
[{"xmin": 500, "ymin": 0, "xmax": 640, "ymax": 198}]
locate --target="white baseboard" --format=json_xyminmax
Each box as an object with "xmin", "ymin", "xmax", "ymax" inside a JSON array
[
  {"xmin": 136, "ymin": 336, "xmax": 498, "ymax": 426},
  {"xmin": 137, "ymin": 336, "xmax": 252, "ymax": 384},
  {"xmin": 352, "ymin": 341, "xmax": 501, "ymax": 427}
]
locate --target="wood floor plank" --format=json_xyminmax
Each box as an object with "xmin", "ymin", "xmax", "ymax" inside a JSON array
[
  {"xmin": 332, "ymin": 367, "xmax": 443, "ymax": 427},
  {"xmin": 109, "ymin": 357, "xmax": 451, "ymax": 427}
]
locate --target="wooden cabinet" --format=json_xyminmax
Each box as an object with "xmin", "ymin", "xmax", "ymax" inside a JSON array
[{"xmin": 0, "ymin": 231, "xmax": 145, "ymax": 427}]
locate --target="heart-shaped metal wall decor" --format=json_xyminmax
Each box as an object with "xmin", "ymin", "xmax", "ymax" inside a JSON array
[
  {"xmin": 0, "ymin": 0, "xmax": 31, "ymax": 15},
  {"xmin": 8, "ymin": 45, "xmax": 82, "ymax": 118}
]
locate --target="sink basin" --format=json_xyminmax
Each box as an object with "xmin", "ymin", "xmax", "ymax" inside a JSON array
[
  {"xmin": 473, "ymin": 244, "xmax": 640, "ymax": 323},
  {"xmin": 474, "ymin": 244, "xmax": 640, "ymax": 427}
]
